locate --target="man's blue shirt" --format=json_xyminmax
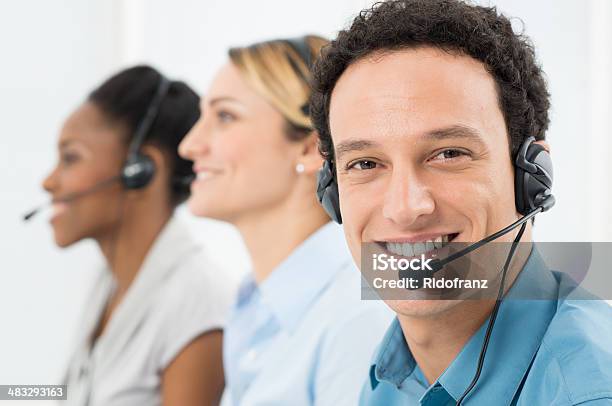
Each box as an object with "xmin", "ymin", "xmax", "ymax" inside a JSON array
[{"xmin": 361, "ymin": 248, "xmax": 612, "ymax": 405}]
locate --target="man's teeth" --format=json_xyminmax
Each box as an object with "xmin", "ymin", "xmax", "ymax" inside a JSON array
[{"xmin": 385, "ymin": 235, "xmax": 450, "ymax": 257}]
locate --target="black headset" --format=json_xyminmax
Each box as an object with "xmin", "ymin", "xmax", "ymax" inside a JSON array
[
  {"xmin": 120, "ymin": 74, "xmax": 171, "ymax": 190},
  {"xmin": 284, "ymin": 36, "xmax": 313, "ymax": 117},
  {"xmin": 317, "ymin": 136, "xmax": 555, "ymax": 223},
  {"xmin": 513, "ymin": 136, "xmax": 554, "ymax": 214}
]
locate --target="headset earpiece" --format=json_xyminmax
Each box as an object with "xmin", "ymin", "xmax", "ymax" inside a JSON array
[
  {"xmin": 514, "ymin": 136, "xmax": 555, "ymax": 215},
  {"xmin": 316, "ymin": 160, "xmax": 342, "ymax": 223},
  {"xmin": 121, "ymin": 75, "xmax": 170, "ymax": 190},
  {"xmin": 121, "ymin": 154, "xmax": 156, "ymax": 190}
]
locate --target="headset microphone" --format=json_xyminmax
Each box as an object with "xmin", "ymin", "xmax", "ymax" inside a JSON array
[
  {"xmin": 23, "ymin": 175, "xmax": 121, "ymax": 222},
  {"xmin": 405, "ymin": 197, "xmax": 554, "ymax": 282},
  {"xmin": 173, "ymin": 174, "xmax": 195, "ymax": 189},
  {"xmin": 22, "ymin": 209, "xmax": 40, "ymax": 222}
]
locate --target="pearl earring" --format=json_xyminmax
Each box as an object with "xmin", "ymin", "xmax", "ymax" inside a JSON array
[{"xmin": 295, "ymin": 163, "xmax": 305, "ymax": 174}]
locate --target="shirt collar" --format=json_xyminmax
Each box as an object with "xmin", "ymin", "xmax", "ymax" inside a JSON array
[
  {"xmin": 369, "ymin": 318, "xmax": 416, "ymax": 390},
  {"xmin": 246, "ymin": 222, "xmax": 353, "ymax": 332},
  {"xmin": 370, "ymin": 247, "xmax": 560, "ymax": 404},
  {"xmin": 235, "ymin": 273, "xmax": 258, "ymax": 307}
]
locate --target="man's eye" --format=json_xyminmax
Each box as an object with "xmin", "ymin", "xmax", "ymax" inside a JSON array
[
  {"xmin": 347, "ymin": 160, "xmax": 378, "ymax": 170},
  {"xmin": 431, "ymin": 149, "xmax": 469, "ymax": 161}
]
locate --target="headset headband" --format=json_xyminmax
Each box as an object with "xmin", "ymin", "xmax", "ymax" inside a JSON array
[
  {"xmin": 285, "ymin": 36, "xmax": 312, "ymax": 69},
  {"xmin": 128, "ymin": 75, "xmax": 171, "ymax": 157},
  {"xmin": 284, "ymin": 36, "xmax": 313, "ymax": 117}
]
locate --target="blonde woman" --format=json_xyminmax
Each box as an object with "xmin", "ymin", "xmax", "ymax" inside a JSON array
[{"xmin": 179, "ymin": 36, "xmax": 392, "ymax": 405}]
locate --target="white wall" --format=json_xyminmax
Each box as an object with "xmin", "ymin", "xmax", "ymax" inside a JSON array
[
  {"xmin": 0, "ymin": 0, "xmax": 122, "ymax": 391},
  {"xmin": 473, "ymin": 0, "xmax": 612, "ymax": 241},
  {"xmin": 0, "ymin": 1, "xmax": 610, "ymax": 403}
]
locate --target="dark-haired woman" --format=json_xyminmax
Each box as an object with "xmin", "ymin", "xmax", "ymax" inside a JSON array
[{"xmin": 43, "ymin": 65, "xmax": 236, "ymax": 406}]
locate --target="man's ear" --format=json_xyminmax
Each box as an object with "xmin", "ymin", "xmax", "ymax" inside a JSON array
[
  {"xmin": 534, "ymin": 140, "xmax": 551, "ymax": 153},
  {"xmin": 295, "ymin": 132, "xmax": 324, "ymax": 175}
]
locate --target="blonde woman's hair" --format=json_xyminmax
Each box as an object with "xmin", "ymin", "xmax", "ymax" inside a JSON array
[{"xmin": 229, "ymin": 35, "xmax": 328, "ymax": 141}]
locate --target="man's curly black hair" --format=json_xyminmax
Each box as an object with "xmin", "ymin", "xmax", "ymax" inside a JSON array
[{"xmin": 310, "ymin": 0, "xmax": 551, "ymax": 161}]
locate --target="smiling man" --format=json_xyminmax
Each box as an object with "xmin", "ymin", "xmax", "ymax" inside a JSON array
[{"xmin": 310, "ymin": 0, "xmax": 612, "ymax": 405}]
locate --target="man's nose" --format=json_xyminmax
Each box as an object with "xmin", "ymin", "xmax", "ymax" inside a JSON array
[{"xmin": 382, "ymin": 168, "xmax": 435, "ymax": 226}]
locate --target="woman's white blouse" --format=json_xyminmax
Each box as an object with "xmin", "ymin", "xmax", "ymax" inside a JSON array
[{"xmin": 63, "ymin": 217, "xmax": 237, "ymax": 406}]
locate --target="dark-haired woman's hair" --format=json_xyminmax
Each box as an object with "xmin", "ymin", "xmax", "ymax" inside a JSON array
[{"xmin": 88, "ymin": 65, "xmax": 199, "ymax": 205}]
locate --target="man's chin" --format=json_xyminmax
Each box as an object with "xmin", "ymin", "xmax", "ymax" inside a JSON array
[{"xmin": 385, "ymin": 299, "xmax": 462, "ymax": 318}]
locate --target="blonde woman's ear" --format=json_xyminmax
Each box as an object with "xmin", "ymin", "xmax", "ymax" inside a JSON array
[{"xmin": 297, "ymin": 132, "xmax": 325, "ymax": 175}]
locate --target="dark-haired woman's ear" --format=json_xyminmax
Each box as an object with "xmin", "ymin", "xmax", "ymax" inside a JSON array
[
  {"xmin": 295, "ymin": 131, "xmax": 324, "ymax": 175},
  {"xmin": 141, "ymin": 145, "xmax": 169, "ymax": 178}
]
